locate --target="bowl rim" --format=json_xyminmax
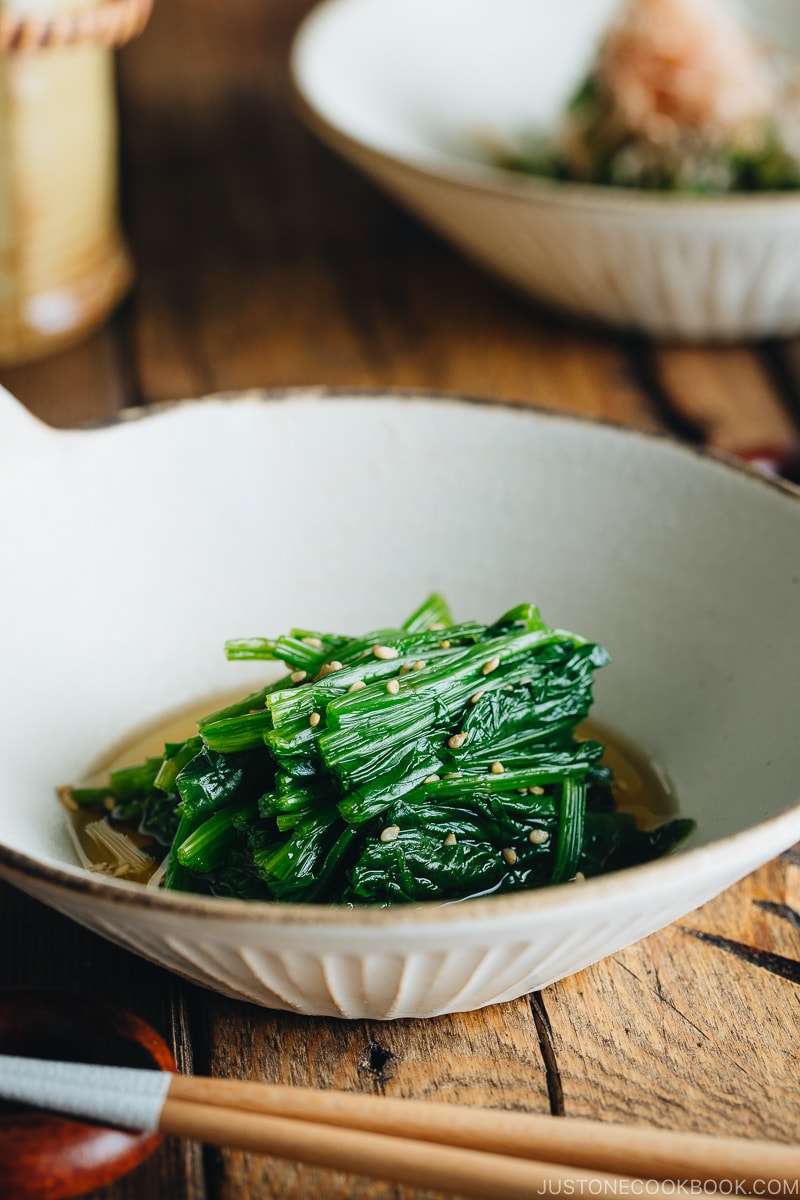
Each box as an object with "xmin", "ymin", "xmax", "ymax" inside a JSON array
[
  {"xmin": 2, "ymin": 385, "xmax": 800, "ymax": 926},
  {"xmin": 3, "ymin": 809, "xmax": 800, "ymax": 927},
  {"xmin": 290, "ymin": 0, "xmax": 800, "ymax": 219}
]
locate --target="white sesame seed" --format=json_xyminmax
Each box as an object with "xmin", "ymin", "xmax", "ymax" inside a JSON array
[
  {"xmin": 386, "ymin": 679, "xmax": 400, "ymax": 695},
  {"xmin": 380, "ymin": 825, "xmax": 400, "ymax": 843},
  {"xmin": 328, "ymin": 660, "xmax": 344, "ymax": 671},
  {"xmin": 529, "ymin": 828, "xmax": 550, "ymax": 845},
  {"xmin": 529, "ymin": 785, "xmax": 545, "ymax": 796},
  {"xmin": 423, "ymin": 774, "xmax": 440, "ymax": 784},
  {"xmin": 439, "ymin": 639, "xmax": 451, "ymax": 650},
  {"xmin": 490, "ymin": 761, "xmax": 504, "ymax": 775},
  {"xmin": 482, "ymin": 656, "xmax": 500, "ymax": 676},
  {"xmin": 412, "ymin": 660, "xmax": 426, "ymax": 671},
  {"xmin": 104, "ymin": 797, "xmax": 116, "ymax": 812},
  {"xmin": 373, "ymin": 644, "xmax": 399, "ymax": 660},
  {"xmin": 443, "ymin": 773, "xmax": 460, "ymax": 779},
  {"xmin": 399, "ymin": 664, "xmax": 411, "ymax": 675},
  {"xmin": 469, "ymin": 690, "xmax": 485, "ymax": 705},
  {"xmin": 348, "ymin": 680, "xmax": 366, "ymax": 693},
  {"xmin": 429, "ymin": 622, "xmax": 446, "ymax": 631},
  {"xmin": 443, "ymin": 832, "xmax": 457, "ymax": 846},
  {"xmin": 309, "ymin": 712, "xmax": 321, "ymax": 727},
  {"xmin": 290, "ymin": 669, "xmax": 307, "ymax": 683},
  {"xmin": 447, "ymin": 732, "xmax": 467, "ymax": 749},
  {"xmin": 516, "ymin": 787, "xmax": 529, "ymax": 795},
  {"xmin": 502, "ymin": 847, "xmax": 518, "ymax": 866},
  {"xmin": 114, "ymin": 863, "xmax": 131, "ymax": 877},
  {"xmin": 302, "ymin": 636, "xmax": 322, "ymax": 648},
  {"xmin": 574, "ymin": 871, "xmax": 586, "ymax": 883},
  {"xmin": 316, "ymin": 663, "xmax": 334, "ymax": 679}
]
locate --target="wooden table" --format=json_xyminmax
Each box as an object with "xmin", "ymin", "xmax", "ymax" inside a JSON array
[{"xmin": 2, "ymin": 2, "xmax": 799, "ymax": 1196}]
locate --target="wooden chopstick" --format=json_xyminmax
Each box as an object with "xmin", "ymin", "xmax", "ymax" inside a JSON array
[
  {"xmin": 2, "ymin": 1053, "xmax": 794, "ymax": 1196},
  {"xmin": 167, "ymin": 1076, "xmax": 800, "ymax": 1192},
  {"xmin": 161, "ymin": 1097, "xmax": 672, "ymax": 1199}
]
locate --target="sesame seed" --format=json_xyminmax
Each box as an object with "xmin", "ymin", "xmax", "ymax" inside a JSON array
[
  {"xmin": 429, "ymin": 622, "xmax": 446, "ymax": 631},
  {"xmin": 380, "ymin": 825, "xmax": 400, "ymax": 843},
  {"xmin": 114, "ymin": 863, "xmax": 131, "ymax": 877},
  {"xmin": 386, "ymin": 679, "xmax": 400, "ymax": 695},
  {"xmin": 502, "ymin": 847, "xmax": 518, "ymax": 866},
  {"xmin": 574, "ymin": 871, "xmax": 586, "ymax": 883},
  {"xmin": 412, "ymin": 660, "xmax": 426, "ymax": 671},
  {"xmin": 302, "ymin": 636, "xmax": 322, "ymax": 648},
  {"xmin": 290, "ymin": 669, "xmax": 307, "ymax": 683},
  {"xmin": 399, "ymin": 664, "xmax": 411, "ymax": 674},
  {"xmin": 529, "ymin": 785, "xmax": 545, "ymax": 796},
  {"xmin": 490, "ymin": 761, "xmax": 505, "ymax": 775},
  {"xmin": 482, "ymin": 656, "xmax": 500, "ymax": 676},
  {"xmin": 529, "ymin": 828, "xmax": 550, "ymax": 845},
  {"xmin": 447, "ymin": 732, "xmax": 467, "ymax": 749},
  {"xmin": 104, "ymin": 797, "xmax": 116, "ymax": 812},
  {"xmin": 443, "ymin": 773, "xmax": 460, "ymax": 779},
  {"xmin": 348, "ymin": 680, "xmax": 366, "ymax": 693},
  {"xmin": 469, "ymin": 690, "xmax": 485, "ymax": 705},
  {"xmin": 315, "ymin": 663, "xmax": 334, "ymax": 679},
  {"xmin": 443, "ymin": 832, "xmax": 457, "ymax": 846},
  {"xmin": 373, "ymin": 644, "xmax": 399, "ymax": 660},
  {"xmin": 439, "ymin": 639, "xmax": 451, "ymax": 650},
  {"xmin": 516, "ymin": 787, "xmax": 529, "ymax": 795},
  {"xmin": 329, "ymin": 660, "xmax": 344, "ymax": 671},
  {"xmin": 309, "ymin": 712, "xmax": 321, "ymax": 727},
  {"xmin": 423, "ymin": 774, "xmax": 440, "ymax": 784}
]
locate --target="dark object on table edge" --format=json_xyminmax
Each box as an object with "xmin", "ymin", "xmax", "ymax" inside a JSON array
[{"xmin": 0, "ymin": 990, "xmax": 175, "ymax": 1200}]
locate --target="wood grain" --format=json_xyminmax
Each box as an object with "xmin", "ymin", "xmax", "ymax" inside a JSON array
[
  {"xmin": 545, "ymin": 857, "xmax": 800, "ymax": 1144},
  {"xmin": 112, "ymin": 0, "xmax": 661, "ymax": 429},
  {"xmin": 0, "ymin": 325, "xmax": 131, "ymax": 427},
  {"xmin": 191, "ymin": 994, "xmax": 552, "ymax": 1200},
  {"xmin": 651, "ymin": 345, "xmax": 800, "ymax": 458}
]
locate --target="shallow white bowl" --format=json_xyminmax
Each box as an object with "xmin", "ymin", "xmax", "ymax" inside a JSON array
[
  {"xmin": 291, "ymin": 0, "xmax": 800, "ymax": 340},
  {"xmin": 0, "ymin": 385, "xmax": 799, "ymax": 1019}
]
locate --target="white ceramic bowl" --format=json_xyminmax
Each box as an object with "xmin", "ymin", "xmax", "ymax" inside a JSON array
[
  {"xmin": 291, "ymin": 0, "xmax": 800, "ymax": 341},
  {"xmin": 0, "ymin": 385, "xmax": 799, "ymax": 1019}
]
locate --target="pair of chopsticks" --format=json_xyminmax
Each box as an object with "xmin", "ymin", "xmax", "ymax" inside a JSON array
[{"xmin": 1, "ymin": 1056, "xmax": 798, "ymax": 1197}]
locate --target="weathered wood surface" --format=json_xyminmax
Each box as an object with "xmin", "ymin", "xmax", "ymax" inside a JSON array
[{"xmin": 0, "ymin": 1, "xmax": 799, "ymax": 1198}]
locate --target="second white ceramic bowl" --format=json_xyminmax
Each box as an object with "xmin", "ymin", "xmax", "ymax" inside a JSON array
[
  {"xmin": 291, "ymin": 0, "xmax": 800, "ymax": 340},
  {"xmin": 0, "ymin": 386, "xmax": 798, "ymax": 1018}
]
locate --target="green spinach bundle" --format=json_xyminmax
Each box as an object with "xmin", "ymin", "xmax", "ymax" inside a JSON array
[{"xmin": 66, "ymin": 596, "xmax": 693, "ymax": 904}]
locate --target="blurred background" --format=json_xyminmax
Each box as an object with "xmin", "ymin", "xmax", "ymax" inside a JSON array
[
  {"xmin": 7, "ymin": 0, "xmax": 569, "ymax": 418},
  {"xmin": 0, "ymin": 0, "xmax": 799, "ymax": 474}
]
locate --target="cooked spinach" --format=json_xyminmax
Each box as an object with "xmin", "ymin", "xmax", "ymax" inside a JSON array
[{"xmin": 64, "ymin": 596, "xmax": 693, "ymax": 904}]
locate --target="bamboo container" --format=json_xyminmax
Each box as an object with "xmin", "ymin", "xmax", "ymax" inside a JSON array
[{"xmin": 0, "ymin": 0, "xmax": 152, "ymax": 365}]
